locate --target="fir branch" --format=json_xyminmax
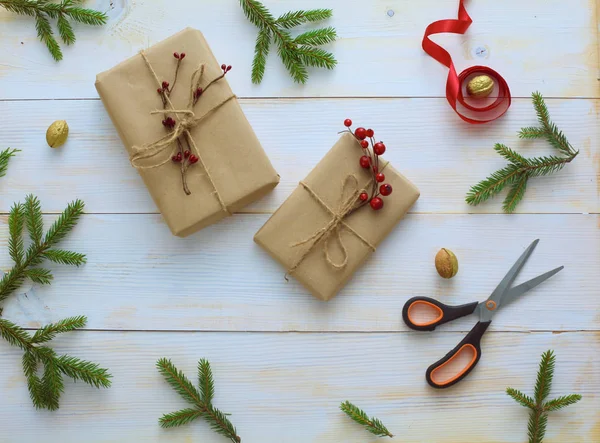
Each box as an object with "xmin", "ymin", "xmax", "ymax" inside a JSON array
[
  {"xmin": 251, "ymin": 30, "xmax": 270, "ymax": 84},
  {"xmin": 466, "ymin": 93, "xmax": 578, "ymax": 213},
  {"xmin": 8, "ymin": 203, "xmax": 25, "ymax": 267},
  {"xmin": 159, "ymin": 408, "xmax": 203, "ymax": 428},
  {"xmin": 0, "ymin": 148, "xmax": 19, "ymax": 178},
  {"xmin": 507, "ymin": 350, "xmax": 581, "ymax": 443},
  {"xmin": 31, "ymin": 315, "xmax": 87, "ymax": 343},
  {"xmin": 340, "ymin": 401, "xmax": 394, "ymax": 438},
  {"xmin": 157, "ymin": 358, "xmax": 241, "ymax": 443},
  {"xmin": 43, "ymin": 249, "xmax": 87, "ymax": 267},
  {"xmin": 0, "ymin": 196, "xmax": 110, "ymax": 410},
  {"xmin": 239, "ymin": 0, "xmax": 337, "ymax": 84},
  {"xmin": 198, "ymin": 358, "xmax": 215, "ymax": 405},
  {"xmin": 276, "ymin": 9, "xmax": 332, "ymax": 28},
  {"xmin": 0, "ymin": 197, "xmax": 85, "ymax": 304},
  {"xmin": 0, "ymin": 0, "xmax": 108, "ymax": 61}
]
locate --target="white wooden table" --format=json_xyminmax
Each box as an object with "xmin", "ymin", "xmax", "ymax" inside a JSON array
[{"xmin": 1, "ymin": 1, "xmax": 599, "ymax": 442}]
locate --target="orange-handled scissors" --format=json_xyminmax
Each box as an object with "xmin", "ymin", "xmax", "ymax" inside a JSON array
[{"xmin": 402, "ymin": 239, "xmax": 563, "ymax": 389}]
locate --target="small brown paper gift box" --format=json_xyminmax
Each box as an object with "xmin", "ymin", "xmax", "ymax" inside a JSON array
[
  {"xmin": 254, "ymin": 133, "xmax": 420, "ymax": 301},
  {"xmin": 95, "ymin": 28, "xmax": 279, "ymax": 237}
]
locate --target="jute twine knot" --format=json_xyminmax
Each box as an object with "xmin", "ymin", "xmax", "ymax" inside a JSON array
[
  {"xmin": 286, "ymin": 175, "xmax": 376, "ymax": 278},
  {"xmin": 130, "ymin": 50, "xmax": 236, "ymax": 214}
]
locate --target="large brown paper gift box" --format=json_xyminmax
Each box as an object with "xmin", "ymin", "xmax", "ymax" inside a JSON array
[
  {"xmin": 95, "ymin": 28, "xmax": 279, "ymax": 237},
  {"xmin": 254, "ymin": 133, "xmax": 420, "ymax": 301}
]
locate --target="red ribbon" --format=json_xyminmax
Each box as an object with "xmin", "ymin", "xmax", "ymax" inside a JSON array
[{"xmin": 422, "ymin": 0, "xmax": 511, "ymax": 124}]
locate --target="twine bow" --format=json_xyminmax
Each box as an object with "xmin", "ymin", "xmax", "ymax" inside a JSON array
[
  {"xmin": 130, "ymin": 51, "xmax": 236, "ymax": 213},
  {"xmin": 286, "ymin": 175, "xmax": 376, "ymax": 277}
]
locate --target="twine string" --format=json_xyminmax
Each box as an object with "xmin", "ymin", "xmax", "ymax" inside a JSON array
[
  {"xmin": 130, "ymin": 50, "xmax": 235, "ymax": 214},
  {"xmin": 286, "ymin": 175, "xmax": 376, "ymax": 277}
]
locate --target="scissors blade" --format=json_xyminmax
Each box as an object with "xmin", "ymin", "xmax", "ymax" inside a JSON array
[
  {"xmin": 499, "ymin": 266, "xmax": 564, "ymax": 309},
  {"xmin": 485, "ymin": 239, "xmax": 540, "ymax": 310}
]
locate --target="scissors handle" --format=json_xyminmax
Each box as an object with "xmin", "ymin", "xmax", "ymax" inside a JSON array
[
  {"xmin": 402, "ymin": 296, "xmax": 479, "ymax": 332},
  {"xmin": 426, "ymin": 321, "xmax": 491, "ymax": 389}
]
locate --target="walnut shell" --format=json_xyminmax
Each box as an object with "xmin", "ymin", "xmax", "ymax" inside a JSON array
[
  {"xmin": 466, "ymin": 75, "xmax": 495, "ymax": 98},
  {"xmin": 435, "ymin": 248, "xmax": 459, "ymax": 279},
  {"xmin": 46, "ymin": 120, "xmax": 69, "ymax": 148}
]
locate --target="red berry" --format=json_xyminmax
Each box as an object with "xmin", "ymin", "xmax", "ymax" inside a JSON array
[
  {"xmin": 176, "ymin": 152, "xmax": 182, "ymax": 160},
  {"xmin": 162, "ymin": 81, "xmax": 169, "ymax": 89},
  {"xmin": 359, "ymin": 192, "xmax": 369, "ymax": 202},
  {"xmin": 373, "ymin": 142, "xmax": 386, "ymax": 156},
  {"xmin": 157, "ymin": 88, "xmax": 163, "ymax": 94},
  {"xmin": 360, "ymin": 140, "xmax": 369, "ymax": 149},
  {"xmin": 376, "ymin": 173, "xmax": 385, "ymax": 183},
  {"xmin": 366, "ymin": 128, "xmax": 374, "ymax": 138},
  {"xmin": 359, "ymin": 156, "xmax": 371, "ymax": 169},
  {"xmin": 370, "ymin": 197, "xmax": 384, "ymax": 210},
  {"xmin": 344, "ymin": 119, "xmax": 352, "ymax": 127},
  {"xmin": 189, "ymin": 154, "xmax": 199, "ymax": 164},
  {"xmin": 221, "ymin": 64, "xmax": 227, "ymax": 71},
  {"xmin": 184, "ymin": 150, "xmax": 190, "ymax": 159},
  {"xmin": 174, "ymin": 52, "xmax": 180, "ymax": 59},
  {"xmin": 380, "ymin": 184, "xmax": 393, "ymax": 196},
  {"xmin": 355, "ymin": 127, "xmax": 367, "ymax": 140},
  {"xmin": 180, "ymin": 53, "xmax": 186, "ymax": 60},
  {"xmin": 226, "ymin": 65, "xmax": 232, "ymax": 72},
  {"xmin": 172, "ymin": 155, "xmax": 180, "ymax": 162}
]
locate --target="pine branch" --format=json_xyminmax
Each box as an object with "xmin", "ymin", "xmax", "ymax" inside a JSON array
[
  {"xmin": 502, "ymin": 174, "xmax": 528, "ymax": 215},
  {"xmin": 0, "ymin": 197, "xmax": 85, "ymax": 304},
  {"xmin": 159, "ymin": 408, "xmax": 203, "ymax": 428},
  {"xmin": 24, "ymin": 194, "xmax": 44, "ymax": 246},
  {"xmin": 0, "ymin": 196, "xmax": 109, "ymax": 410},
  {"xmin": 276, "ymin": 9, "xmax": 332, "ymax": 28},
  {"xmin": 0, "ymin": 0, "xmax": 108, "ymax": 61},
  {"xmin": 31, "ymin": 315, "xmax": 87, "ymax": 343},
  {"xmin": 534, "ymin": 350, "xmax": 555, "ymax": 404},
  {"xmin": 0, "ymin": 148, "xmax": 19, "ymax": 178},
  {"xmin": 43, "ymin": 249, "xmax": 87, "ymax": 267},
  {"xmin": 507, "ymin": 350, "xmax": 581, "ymax": 443},
  {"xmin": 251, "ymin": 30, "xmax": 270, "ymax": 84},
  {"xmin": 8, "ymin": 203, "xmax": 25, "ymax": 267},
  {"xmin": 198, "ymin": 358, "xmax": 215, "ymax": 405},
  {"xmin": 543, "ymin": 394, "xmax": 583, "ymax": 412},
  {"xmin": 466, "ymin": 93, "xmax": 578, "ymax": 213},
  {"xmin": 157, "ymin": 358, "xmax": 241, "ymax": 443},
  {"xmin": 340, "ymin": 401, "xmax": 394, "ymax": 438},
  {"xmin": 239, "ymin": 0, "xmax": 337, "ymax": 84}
]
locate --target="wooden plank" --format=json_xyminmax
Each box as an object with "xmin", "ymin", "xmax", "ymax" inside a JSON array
[
  {"xmin": 0, "ymin": 0, "xmax": 597, "ymax": 99},
  {"xmin": 0, "ymin": 98, "xmax": 597, "ymax": 214},
  {"xmin": 0, "ymin": 331, "xmax": 597, "ymax": 442},
  {"xmin": 1, "ymin": 213, "xmax": 597, "ymax": 332}
]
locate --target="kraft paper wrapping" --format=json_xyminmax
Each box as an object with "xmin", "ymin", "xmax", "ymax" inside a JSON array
[
  {"xmin": 95, "ymin": 28, "xmax": 279, "ymax": 237},
  {"xmin": 254, "ymin": 133, "xmax": 420, "ymax": 301}
]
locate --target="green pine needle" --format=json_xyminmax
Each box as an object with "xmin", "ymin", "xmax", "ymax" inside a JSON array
[
  {"xmin": 157, "ymin": 358, "xmax": 241, "ymax": 443},
  {"xmin": 0, "ymin": 148, "xmax": 19, "ymax": 178},
  {"xmin": 0, "ymin": 0, "xmax": 108, "ymax": 61},
  {"xmin": 507, "ymin": 350, "xmax": 581, "ymax": 443},
  {"xmin": 239, "ymin": 0, "xmax": 337, "ymax": 84},
  {"xmin": 43, "ymin": 249, "xmax": 87, "ymax": 267},
  {"xmin": 466, "ymin": 92, "xmax": 578, "ymax": 213},
  {"xmin": 340, "ymin": 401, "xmax": 394, "ymax": 438}
]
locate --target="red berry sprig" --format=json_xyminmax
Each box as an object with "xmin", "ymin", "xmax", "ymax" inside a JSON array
[{"xmin": 341, "ymin": 119, "xmax": 394, "ymax": 211}]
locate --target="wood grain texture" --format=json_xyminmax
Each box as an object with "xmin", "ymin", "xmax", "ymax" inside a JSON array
[
  {"xmin": 0, "ymin": 97, "xmax": 598, "ymax": 214},
  {"xmin": 0, "ymin": 0, "xmax": 597, "ymax": 99},
  {"xmin": 0, "ymin": 213, "xmax": 597, "ymax": 332},
  {"xmin": 0, "ymin": 331, "xmax": 597, "ymax": 443}
]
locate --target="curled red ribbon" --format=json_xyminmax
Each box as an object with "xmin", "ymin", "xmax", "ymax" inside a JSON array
[{"xmin": 422, "ymin": 0, "xmax": 511, "ymax": 124}]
